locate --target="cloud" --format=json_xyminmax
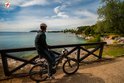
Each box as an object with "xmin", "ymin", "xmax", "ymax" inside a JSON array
[
  {"xmin": 0, "ymin": 15, "xmax": 97, "ymax": 32},
  {"xmin": 52, "ymin": 0, "xmax": 72, "ymax": 18},
  {"xmin": 76, "ymin": 9, "xmax": 98, "ymax": 19},
  {"xmin": 0, "ymin": 18, "xmax": 39, "ymax": 32},
  {"xmin": 54, "ymin": 6, "xmax": 61, "ymax": 14},
  {"xmin": 0, "ymin": 0, "xmax": 99, "ymax": 32},
  {"xmin": 0, "ymin": 9, "xmax": 98, "ymax": 32},
  {"xmin": 57, "ymin": 12, "xmax": 69, "ymax": 18},
  {"xmin": 20, "ymin": 0, "xmax": 49, "ymax": 7},
  {"xmin": 53, "ymin": 5, "xmax": 69, "ymax": 18},
  {"xmin": 6, "ymin": 0, "xmax": 49, "ymax": 7}
]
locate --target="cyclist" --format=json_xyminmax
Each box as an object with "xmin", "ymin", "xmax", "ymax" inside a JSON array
[{"xmin": 35, "ymin": 23, "xmax": 56, "ymax": 78}]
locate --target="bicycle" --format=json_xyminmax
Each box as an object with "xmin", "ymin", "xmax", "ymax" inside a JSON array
[{"xmin": 29, "ymin": 48, "xmax": 79, "ymax": 82}]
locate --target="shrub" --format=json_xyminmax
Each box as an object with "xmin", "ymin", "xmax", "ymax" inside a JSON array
[{"xmin": 87, "ymin": 35, "xmax": 101, "ymax": 43}]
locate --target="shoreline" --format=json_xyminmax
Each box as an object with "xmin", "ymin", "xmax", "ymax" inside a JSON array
[{"xmin": 76, "ymin": 33, "xmax": 124, "ymax": 45}]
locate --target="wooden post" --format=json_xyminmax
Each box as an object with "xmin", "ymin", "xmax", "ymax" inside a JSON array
[
  {"xmin": 1, "ymin": 53, "xmax": 10, "ymax": 76},
  {"xmin": 99, "ymin": 44, "xmax": 104, "ymax": 59},
  {"xmin": 77, "ymin": 46, "xmax": 80, "ymax": 62}
]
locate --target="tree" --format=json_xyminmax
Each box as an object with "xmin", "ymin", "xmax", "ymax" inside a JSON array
[
  {"xmin": 77, "ymin": 26, "xmax": 89, "ymax": 34},
  {"xmin": 97, "ymin": 0, "xmax": 124, "ymax": 34}
]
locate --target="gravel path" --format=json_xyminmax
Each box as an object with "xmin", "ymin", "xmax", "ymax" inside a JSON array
[{"xmin": 0, "ymin": 57, "xmax": 124, "ymax": 83}]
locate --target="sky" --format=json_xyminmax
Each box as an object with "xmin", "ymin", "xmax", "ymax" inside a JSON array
[{"xmin": 0, "ymin": 0, "xmax": 100, "ymax": 32}]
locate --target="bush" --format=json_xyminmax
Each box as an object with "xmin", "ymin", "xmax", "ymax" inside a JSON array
[
  {"xmin": 87, "ymin": 35, "xmax": 101, "ymax": 43},
  {"xmin": 85, "ymin": 35, "xmax": 101, "ymax": 49}
]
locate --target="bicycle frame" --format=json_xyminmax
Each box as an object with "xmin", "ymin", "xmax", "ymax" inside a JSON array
[
  {"xmin": 29, "ymin": 50, "xmax": 79, "ymax": 82},
  {"xmin": 51, "ymin": 50, "xmax": 69, "ymax": 67}
]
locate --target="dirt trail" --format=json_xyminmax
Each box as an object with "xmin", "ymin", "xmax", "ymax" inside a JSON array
[{"xmin": 0, "ymin": 57, "xmax": 124, "ymax": 83}]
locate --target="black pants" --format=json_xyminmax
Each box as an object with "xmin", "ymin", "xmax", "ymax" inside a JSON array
[{"xmin": 38, "ymin": 49, "xmax": 56, "ymax": 76}]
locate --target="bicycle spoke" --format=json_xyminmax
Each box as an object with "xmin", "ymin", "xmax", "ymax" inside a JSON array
[
  {"xmin": 29, "ymin": 63, "xmax": 48, "ymax": 81},
  {"xmin": 63, "ymin": 58, "xmax": 79, "ymax": 75}
]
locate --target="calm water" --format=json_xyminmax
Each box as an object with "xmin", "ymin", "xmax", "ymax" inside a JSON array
[{"xmin": 0, "ymin": 32, "xmax": 85, "ymax": 50}]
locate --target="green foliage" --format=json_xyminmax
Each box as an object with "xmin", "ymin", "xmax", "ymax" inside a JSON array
[
  {"xmin": 63, "ymin": 29, "xmax": 76, "ymax": 33},
  {"xmin": 63, "ymin": 26, "xmax": 96, "ymax": 36},
  {"xmin": 84, "ymin": 27, "xmax": 91, "ymax": 35},
  {"xmin": 103, "ymin": 44, "xmax": 124, "ymax": 57},
  {"xmin": 97, "ymin": 0, "xmax": 124, "ymax": 34},
  {"xmin": 76, "ymin": 25, "xmax": 96, "ymax": 35},
  {"xmin": 85, "ymin": 35, "xmax": 101, "ymax": 48},
  {"xmin": 87, "ymin": 35, "xmax": 101, "ymax": 43},
  {"xmin": 64, "ymin": 0, "xmax": 124, "ymax": 36},
  {"xmin": 77, "ymin": 26, "xmax": 89, "ymax": 34}
]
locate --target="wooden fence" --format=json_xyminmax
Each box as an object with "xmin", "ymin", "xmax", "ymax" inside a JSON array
[{"xmin": 0, "ymin": 42, "xmax": 106, "ymax": 76}]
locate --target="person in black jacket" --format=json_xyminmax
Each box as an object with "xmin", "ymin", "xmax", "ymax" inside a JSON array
[{"xmin": 35, "ymin": 23, "xmax": 55, "ymax": 77}]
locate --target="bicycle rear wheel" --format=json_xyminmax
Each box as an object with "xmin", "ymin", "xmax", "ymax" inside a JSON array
[
  {"xmin": 63, "ymin": 58, "xmax": 79, "ymax": 75},
  {"xmin": 29, "ymin": 64, "xmax": 48, "ymax": 82}
]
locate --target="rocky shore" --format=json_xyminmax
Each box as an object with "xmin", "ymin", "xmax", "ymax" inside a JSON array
[{"xmin": 76, "ymin": 34, "xmax": 124, "ymax": 45}]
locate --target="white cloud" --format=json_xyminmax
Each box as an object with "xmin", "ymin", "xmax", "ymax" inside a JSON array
[
  {"xmin": 0, "ymin": 0, "xmax": 99, "ymax": 32},
  {"xmin": 32, "ymin": 17, "xmax": 96, "ymax": 30},
  {"xmin": 53, "ymin": 0, "xmax": 71, "ymax": 18},
  {"xmin": 7, "ymin": 0, "xmax": 49, "ymax": 7},
  {"xmin": 54, "ymin": 6, "xmax": 61, "ymax": 14},
  {"xmin": 0, "ymin": 9, "xmax": 98, "ymax": 31},
  {"xmin": 20, "ymin": 0, "xmax": 49, "ymax": 7},
  {"xmin": 76, "ymin": 9, "xmax": 98, "ymax": 19},
  {"xmin": 53, "ymin": 6, "xmax": 69, "ymax": 18},
  {"xmin": 0, "ymin": 19, "xmax": 39, "ymax": 32},
  {"xmin": 0, "ymin": 16, "xmax": 97, "ymax": 31},
  {"xmin": 57, "ymin": 12, "xmax": 69, "ymax": 18}
]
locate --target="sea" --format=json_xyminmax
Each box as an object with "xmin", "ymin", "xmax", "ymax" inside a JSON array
[
  {"xmin": 0, "ymin": 32, "xmax": 85, "ymax": 49},
  {"xmin": 0, "ymin": 32, "xmax": 85, "ymax": 58}
]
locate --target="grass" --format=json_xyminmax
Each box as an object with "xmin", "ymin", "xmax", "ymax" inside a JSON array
[{"xmin": 103, "ymin": 44, "xmax": 124, "ymax": 57}]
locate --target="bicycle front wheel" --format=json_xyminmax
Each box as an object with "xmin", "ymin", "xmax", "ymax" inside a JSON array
[
  {"xmin": 63, "ymin": 58, "xmax": 79, "ymax": 75},
  {"xmin": 29, "ymin": 64, "xmax": 48, "ymax": 82}
]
